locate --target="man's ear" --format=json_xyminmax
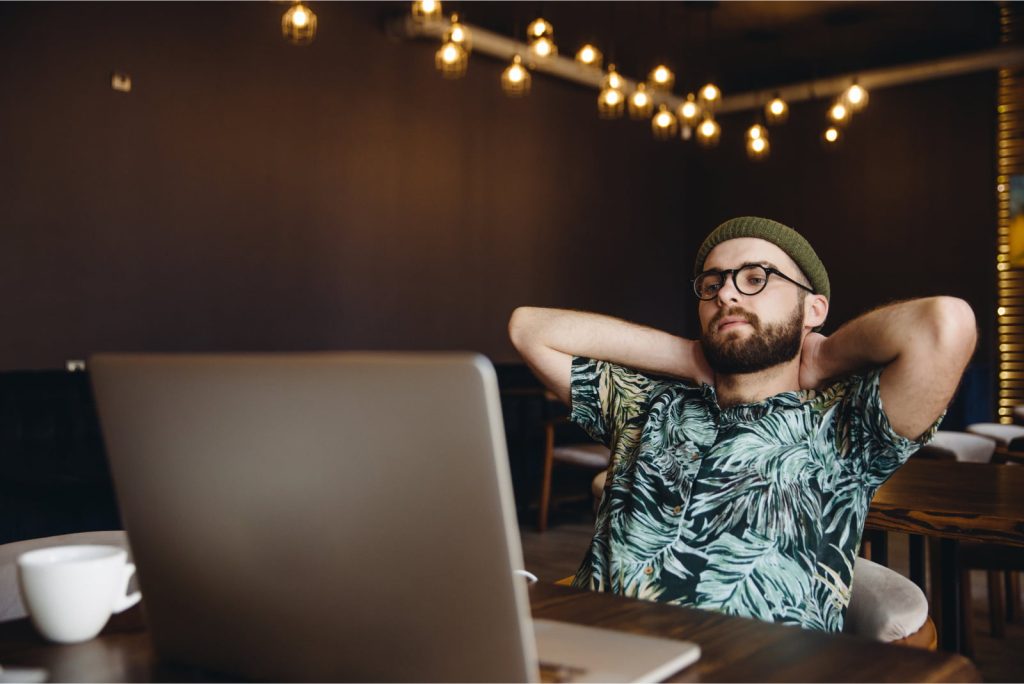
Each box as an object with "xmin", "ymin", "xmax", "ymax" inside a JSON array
[{"xmin": 804, "ymin": 294, "xmax": 828, "ymax": 329}]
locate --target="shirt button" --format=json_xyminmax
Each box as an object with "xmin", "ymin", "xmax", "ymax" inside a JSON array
[
  {"xmin": 673, "ymin": 505, "xmax": 682, "ymax": 514},
  {"xmin": 644, "ymin": 566, "xmax": 654, "ymax": 575}
]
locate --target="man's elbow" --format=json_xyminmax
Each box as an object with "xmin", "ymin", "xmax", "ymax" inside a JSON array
[
  {"xmin": 927, "ymin": 296, "xmax": 978, "ymax": 365},
  {"xmin": 508, "ymin": 306, "xmax": 540, "ymax": 352}
]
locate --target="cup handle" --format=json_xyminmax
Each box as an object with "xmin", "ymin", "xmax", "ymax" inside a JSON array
[{"xmin": 113, "ymin": 562, "xmax": 142, "ymax": 613}]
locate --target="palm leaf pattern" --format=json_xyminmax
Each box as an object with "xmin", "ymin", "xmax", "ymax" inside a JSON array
[{"xmin": 569, "ymin": 357, "xmax": 938, "ymax": 632}]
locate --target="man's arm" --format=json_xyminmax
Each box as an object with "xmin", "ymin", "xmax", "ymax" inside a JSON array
[
  {"xmin": 508, "ymin": 307, "xmax": 713, "ymax": 405},
  {"xmin": 799, "ymin": 296, "xmax": 977, "ymax": 440}
]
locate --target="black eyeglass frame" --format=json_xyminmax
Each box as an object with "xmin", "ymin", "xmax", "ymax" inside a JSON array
[{"xmin": 692, "ymin": 264, "xmax": 815, "ymax": 301}]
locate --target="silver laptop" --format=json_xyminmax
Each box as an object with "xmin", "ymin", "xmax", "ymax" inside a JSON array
[{"xmin": 90, "ymin": 352, "xmax": 700, "ymax": 682}]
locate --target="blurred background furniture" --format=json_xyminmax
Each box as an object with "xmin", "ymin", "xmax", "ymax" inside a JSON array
[{"xmin": 537, "ymin": 391, "xmax": 609, "ymax": 532}]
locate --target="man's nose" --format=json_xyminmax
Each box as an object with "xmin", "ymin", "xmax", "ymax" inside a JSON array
[{"xmin": 716, "ymin": 274, "xmax": 742, "ymax": 304}]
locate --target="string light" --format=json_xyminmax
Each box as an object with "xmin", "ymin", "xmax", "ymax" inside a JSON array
[
  {"xmin": 697, "ymin": 115, "xmax": 721, "ymax": 148},
  {"xmin": 843, "ymin": 81, "xmax": 869, "ymax": 112},
  {"xmin": 410, "ymin": 0, "xmax": 442, "ymax": 23},
  {"xmin": 699, "ymin": 83, "xmax": 721, "ymax": 112},
  {"xmin": 527, "ymin": 17, "xmax": 557, "ymax": 58},
  {"xmin": 602, "ymin": 64, "xmax": 624, "ymax": 91},
  {"xmin": 828, "ymin": 101, "xmax": 850, "ymax": 125},
  {"xmin": 443, "ymin": 13, "xmax": 472, "ymax": 53},
  {"xmin": 677, "ymin": 93, "xmax": 701, "ymax": 127},
  {"xmin": 765, "ymin": 95, "xmax": 788, "ymax": 124},
  {"xmin": 598, "ymin": 64, "xmax": 625, "ymax": 119},
  {"xmin": 282, "ymin": 1, "xmax": 317, "ymax": 45},
  {"xmin": 501, "ymin": 54, "xmax": 531, "ymax": 97},
  {"xmin": 651, "ymin": 104, "xmax": 679, "ymax": 140},
  {"xmin": 823, "ymin": 126, "xmax": 842, "ymax": 147},
  {"xmin": 435, "ymin": 41, "xmax": 468, "ymax": 78},
  {"xmin": 575, "ymin": 44, "xmax": 603, "ymax": 68},
  {"xmin": 746, "ymin": 124, "xmax": 769, "ymax": 160},
  {"xmin": 628, "ymin": 83, "xmax": 653, "ymax": 120},
  {"xmin": 648, "ymin": 64, "xmax": 675, "ymax": 91}
]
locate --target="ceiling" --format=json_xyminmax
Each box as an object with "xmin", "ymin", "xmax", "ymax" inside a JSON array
[{"xmin": 384, "ymin": 1, "xmax": 1002, "ymax": 94}]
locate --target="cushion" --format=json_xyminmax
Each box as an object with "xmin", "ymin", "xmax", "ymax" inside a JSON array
[
  {"xmin": 966, "ymin": 422, "xmax": 1024, "ymax": 447},
  {"xmin": 928, "ymin": 431, "xmax": 995, "ymax": 463},
  {"xmin": 845, "ymin": 556, "xmax": 928, "ymax": 642},
  {"xmin": 0, "ymin": 530, "xmax": 129, "ymax": 622},
  {"xmin": 553, "ymin": 444, "xmax": 610, "ymax": 469}
]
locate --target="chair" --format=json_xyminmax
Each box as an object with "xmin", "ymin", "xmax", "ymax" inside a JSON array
[
  {"xmin": 921, "ymin": 430, "xmax": 1022, "ymax": 656},
  {"xmin": 537, "ymin": 392, "xmax": 610, "ymax": 532},
  {"xmin": 0, "ymin": 530, "xmax": 129, "ymax": 623}
]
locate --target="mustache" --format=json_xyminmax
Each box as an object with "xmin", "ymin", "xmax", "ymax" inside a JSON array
[{"xmin": 709, "ymin": 307, "xmax": 760, "ymax": 331}]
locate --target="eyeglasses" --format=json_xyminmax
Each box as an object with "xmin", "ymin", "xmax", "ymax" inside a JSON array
[{"xmin": 692, "ymin": 264, "xmax": 814, "ymax": 301}]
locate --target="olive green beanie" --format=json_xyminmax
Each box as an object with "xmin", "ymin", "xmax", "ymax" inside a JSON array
[{"xmin": 693, "ymin": 216, "xmax": 830, "ymax": 301}]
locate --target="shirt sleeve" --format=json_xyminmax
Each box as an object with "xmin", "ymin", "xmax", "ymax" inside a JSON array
[
  {"xmin": 569, "ymin": 356, "xmax": 661, "ymax": 447},
  {"xmin": 828, "ymin": 367, "xmax": 942, "ymax": 487}
]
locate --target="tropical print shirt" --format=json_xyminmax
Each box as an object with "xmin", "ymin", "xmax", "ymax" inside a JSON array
[{"xmin": 569, "ymin": 356, "xmax": 938, "ymax": 632}]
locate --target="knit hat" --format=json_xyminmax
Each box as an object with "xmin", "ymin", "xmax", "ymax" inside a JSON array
[{"xmin": 693, "ymin": 216, "xmax": 830, "ymax": 301}]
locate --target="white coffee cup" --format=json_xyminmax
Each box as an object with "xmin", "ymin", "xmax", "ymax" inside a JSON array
[{"xmin": 17, "ymin": 544, "xmax": 142, "ymax": 644}]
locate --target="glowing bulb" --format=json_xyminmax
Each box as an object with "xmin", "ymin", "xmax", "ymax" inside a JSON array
[
  {"xmin": 844, "ymin": 83, "xmax": 869, "ymax": 112},
  {"xmin": 603, "ymin": 65, "xmax": 624, "ymax": 91},
  {"xmin": 628, "ymin": 83, "xmax": 653, "ymax": 119},
  {"xmin": 443, "ymin": 14, "xmax": 472, "ymax": 52},
  {"xmin": 700, "ymin": 83, "xmax": 720, "ymax": 103},
  {"xmin": 435, "ymin": 40, "xmax": 468, "ymax": 78},
  {"xmin": 604, "ymin": 90, "xmax": 622, "ymax": 105},
  {"xmin": 648, "ymin": 65, "xmax": 675, "ymax": 90},
  {"xmin": 677, "ymin": 94, "xmax": 700, "ymax": 125},
  {"xmin": 697, "ymin": 116, "xmax": 721, "ymax": 148},
  {"xmin": 441, "ymin": 43, "xmax": 459, "ymax": 64},
  {"xmin": 501, "ymin": 54, "xmax": 531, "ymax": 97},
  {"xmin": 282, "ymin": 2, "xmax": 317, "ymax": 45},
  {"xmin": 823, "ymin": 126, "xmax": 841, "ymax": 146},
  {"xmin": 651, "ymin": 105, "xmax": 679, "ymax": 140},
  {"xmin": 576, "ymin": 44, "xmax": 602, "ymax": 68},
  {"xmin": 411, "ymin": 0, "xmax": 442, "ymax": 21},
  {"xmin": 747, "ymin": 123, "xmax": 765, "ymax": 140},
  {"xmin": 999, "ymin": 306, "xmax": 1008, "ymax": 316},
  {"xmin": 528, "ymin": 17, "xmax": 553, "ymax": 38},
  {"xmin": 598, "ymin": 86, "xmax": 625, "ymax": 119},
  {"xmin": 765, "ymin": 96, "xmax": 788, "ymax": 125},
  {"xmin": 829, "ymin": 102, "xmax": 849, "ymax": 124},
  {"xmin": 450, "ymin": 25, "xmax": 464, "ymax": 42},
  {"xmin": 530, "ymin": 35, "xmax": 556, "ymax": 58},
  {"xmin": 752, "ymin": 138, "xmax": 766, "ymax": 152}
]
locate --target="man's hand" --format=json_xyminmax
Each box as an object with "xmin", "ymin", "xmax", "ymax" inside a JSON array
[{"xmin": 798, "ymin": 332, "xmax": 829, "ymax": 391}]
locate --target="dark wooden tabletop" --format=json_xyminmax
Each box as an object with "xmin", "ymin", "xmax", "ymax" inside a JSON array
[
  {"xmin": 0, "ymin": 583, "xmax": 980, "ymax": 683},
  {"xmin": 867, "ymin": 458, "xmax": 1024, "ymax": 547}
]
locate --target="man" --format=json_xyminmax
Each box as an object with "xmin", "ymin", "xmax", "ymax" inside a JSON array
[{"xmin": 508, "ymin": 216, "xmax": 976, "ymax": 632}]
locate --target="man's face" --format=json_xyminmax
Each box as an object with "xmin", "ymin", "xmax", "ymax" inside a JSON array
[{"xmin": 697, "ymin": 238, "xmax": 810, "ymax": 375}]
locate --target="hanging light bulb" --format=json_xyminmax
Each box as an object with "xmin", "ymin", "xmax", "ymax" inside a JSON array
[
  {"xmin": 598, "ymin": 86, "xmax": 624, "ymax": 119},
  {"xmin": 765, "ymin": 95, "xmax": 789, "ymax": 125},
  {"xmin": 443, "ymin": 13, "xmax": 472, "ymax": 53},
  {"xmin": 410, "ymin": 0, "xmax": 442, "ymax": 22},
  {"xmin": 823, "ymin": 126, "xmax": 842, "ymax": 148},
  {"xmin": 651, "ymin": 105, "xmax": 679, "ymax": 140},
  {"xmin": 282, "ymin": 1, "xmax": 317, "ymax": 45},
  {"xmin": 602, "ymin": 64, "xmax": 624, "ymax": 91},
  {"xmin": 746, "ymin": 126, "xmax": 770, "ymax": 160},
  {"xmin": 628, "ymin": 83, "xmax": 654, "ymax": 120},
  {"xmin": 696, "ymin": 115, "xmax": 721, "ymax": 148},
  {"xmin": 699, "ymin": 82, "xmax": 721, "ymax": 111},
  {"xmin": 530, "ymin": 35, "xmax": 557, "ymax": 58},
  {"xmin": 575, "ymin": 44, "xmax": 603, "ymax": 68},
  {"xmin": 527, "ymin": 17, "xmax": 554, "ymax": 39},
  {"xmin": 501, "ymin": 54, "xmax": 531, "ymax": 97},
  {"xmin": 843, "ymin": 81, "xmax": 869, "ymax": 112},
  {"xmin": 527, "ymin": 17, "xmax": 557, "ymax": 58},
  {"xmin": 435, "ymin": 41, "xmax": 468, "ymax": 78},
  {"xmin": 677, "ymin": 93, "xmax": 701, "ymax": 127},
  {"xmin": 648, "ymin": 64, "xmax": 675, "ymax": 91},
  {"xmin": 828, "ymin": 100, "xmax": 850, "ymax": 126}
]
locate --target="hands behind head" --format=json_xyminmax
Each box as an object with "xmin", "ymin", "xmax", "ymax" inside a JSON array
[{"xmin": 798, "ymin": 332, "xmax": 829, "ymax": 391}]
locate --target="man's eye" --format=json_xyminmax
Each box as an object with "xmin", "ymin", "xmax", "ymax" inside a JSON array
[
  {"xmin": 745, "ymin": 276, "xmax": 765, "ymax": 286},
  {"xmin": 703, "ymin": 282, "xmax": 721, "ymax": 294}
]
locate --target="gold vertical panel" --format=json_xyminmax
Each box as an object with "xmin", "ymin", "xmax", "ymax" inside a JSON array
[{"xmin": 998, "ymin": 2, "xmax": 1024, "ymax": 422}]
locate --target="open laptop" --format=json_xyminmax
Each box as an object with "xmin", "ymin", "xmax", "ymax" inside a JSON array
[{"xmin": 89, "ymin": 352, "xmax": 700, "ymax": 682}]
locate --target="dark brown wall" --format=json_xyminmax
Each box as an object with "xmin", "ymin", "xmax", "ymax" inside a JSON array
[{"xmin": 0, "ymin": 2, "xmax": 996, "ymax": 377}]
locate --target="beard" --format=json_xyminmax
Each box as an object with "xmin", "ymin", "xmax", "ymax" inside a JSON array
[{"xmin": 700, "ymin": 302, "xmax": 804, "ymax": 375}]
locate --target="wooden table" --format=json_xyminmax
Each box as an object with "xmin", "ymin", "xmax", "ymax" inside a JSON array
[
  {"xmin": 866, "ymin": 458, "xmax": 1024, "ymax": 652},
  {"xmin": 0, "ymin": 583, "xmax": 979, "ymax": 682}
]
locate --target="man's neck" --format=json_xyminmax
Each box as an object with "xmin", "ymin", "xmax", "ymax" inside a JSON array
[{"xmin": 714, "ymin": 359, "xmax": 802, "ymax": 408}]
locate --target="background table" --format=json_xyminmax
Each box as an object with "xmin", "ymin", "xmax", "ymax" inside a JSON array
[
  {"xmin": 0, "ymin": 583, "xmax": 980, "ymax": 682},
  {"xmin": 866, "ymin": 458, "xmax": 1024, "ymax": 652}
]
